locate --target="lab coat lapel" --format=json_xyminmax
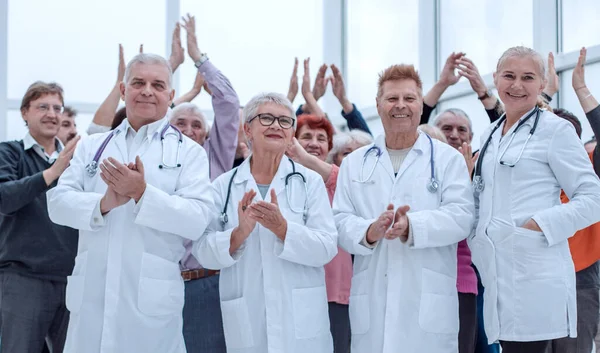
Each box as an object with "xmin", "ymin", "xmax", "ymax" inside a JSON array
[
  {"xmin": 269, "ymin": 156, "xmax": 291, "ymax": 203},
  {"xmin": 374, "ymin": 135, "xmax": 395, "ymax": 182},
  {"xmin": 232, "ymin": 155, "xmax": 289, "ymax": 204},
  {"xmin": 112, "ymin": 123, "xmax": 128, "ymax": 163},
  {"xmin": 395, "ymin": 132, "xmax": 426, "ymax": 181},
  {"xmin": 233, "ymin": 157, "xmax": 258, "ymax": 202}
]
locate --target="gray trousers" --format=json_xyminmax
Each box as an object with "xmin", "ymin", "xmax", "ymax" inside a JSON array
[
  {"xmin": 0, "ymin": 272, "xmax": 69, "ymax": 353},
  {"xmin": 550, "ymin": 261, "xmax": 600, "ymax": 353}
]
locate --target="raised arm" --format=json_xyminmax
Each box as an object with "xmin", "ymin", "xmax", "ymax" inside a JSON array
[
  {"xmin": 573, "ymin": 48, "xmax": 599, "ymax": 116},
  {"xmin": 541, "ymin": 52, "xmax": 559, "ymax": 104},
  {"xmin": 422, "ymin": 52, "xmax": 464, "ymax": 123},
  {"xmin": 287, "ymin": 58, "xmax": 299, "ymax": 104},
  {"xmin": 173, "ymin": 71, "xmax": 204, "ymax": 106},
  {"xmin": 88, "ymin": 44, "xmax": 125, "ymax": 133},
  {"xmin": 457, "ymin": 57, "xmax": 502, "ymax": 123},
  {"xmin": 183, "ymin": 13, "xmax": 241, "ymax": 180},
  {"xmin": 572, "ymin": 47, "xmax": 600, "ymax": 176},
  {"xmin": 168, "ymin": 23, "xmax": 185, "ymax": 73},
  {"xmin": 301, "ymin": 58, "xmax": 325, "ymax": 117},
  {"xmin": 330, "ymin": 64, "xmax": 371, "ymax": 134}
]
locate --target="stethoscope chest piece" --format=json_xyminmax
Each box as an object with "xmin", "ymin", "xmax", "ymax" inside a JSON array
[
  {"xmin": 427, "ymin": 178, "xmax": 439, "ymax": 193},
  {"xmin": 86, "ymin": 161, "xmax": 99, "ymax": 177},
  {"xmin": 220, "ymin": 213, "xmax": 228, "ymax": 226},
  {"xmin": 472, "ymin": 175, "xmax": 485, "ymax": 194}
]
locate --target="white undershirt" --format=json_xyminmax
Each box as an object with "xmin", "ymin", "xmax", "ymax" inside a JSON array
[{"xmin": 386, "ymin": 147, "xmax": 412, "ymax": 174}]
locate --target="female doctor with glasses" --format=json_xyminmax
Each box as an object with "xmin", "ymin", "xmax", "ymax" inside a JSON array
[
  {"xmin": 192, "ymin": 92, "xmax": 338, "ymax": 353},
  {"xmin": 469, "ymin": 46, "xmax": 600, "ymax": 353}
]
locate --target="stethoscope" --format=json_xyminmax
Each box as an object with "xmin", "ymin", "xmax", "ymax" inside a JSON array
[
  {"xmin": 352, "ymin": 133, "xmax": 439, "ymax": 193},
  {"xmin": 220, "ymin": 159, "xmax": 308, "ymax": 226},
  {"xmin": 472, "ymin": 107, "xmax": 541, "ymax": 194},
  {"xmin": 85, "ymin": 123, "xmax": 183, "ymax": 177}
]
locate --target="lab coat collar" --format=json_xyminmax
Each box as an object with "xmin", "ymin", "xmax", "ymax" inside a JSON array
[
  {"xmin": 232, "ymin": 154, "xmax": 294, "ymax": 202},
  {"xmin": 116, "ymin": 116, "xmax": 170, "ymax": 141},
  {"xmin": 500, "ymin": 106, "xmax": 539, "ymax": 137},
  {"xmin": 373, "ymin": 131, "xmax": 427, "ymax": 181}
]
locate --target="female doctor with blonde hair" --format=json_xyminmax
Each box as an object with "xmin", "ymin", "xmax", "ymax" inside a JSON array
[
  {"xmin": 192, "ymin": 92, "xmax": 338, "ymax": 353},
  {"xmin": 469, "ymin": 46, "xmax": 600, "ymax": 353}
]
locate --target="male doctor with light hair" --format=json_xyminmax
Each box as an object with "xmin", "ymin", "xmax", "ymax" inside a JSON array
[
  {"xmin": 47, "ymin": 53, "xmax": 214, "ymax": 353},
  {"xmin": 333, "ymin": 64, "xmax": 475, "ymax": 353}
]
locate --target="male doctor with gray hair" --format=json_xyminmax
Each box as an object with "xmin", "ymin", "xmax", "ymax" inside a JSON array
[{"xmin": 47, "ymin": 53, "xmax": 214, "ymax": 353}]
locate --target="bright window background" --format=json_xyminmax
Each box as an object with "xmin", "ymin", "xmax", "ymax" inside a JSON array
[
  {"xmin": 347, "ymin": 0, "xmax": 419, "ymax": 109},
  {"xmin": 560, "ymin": 64, "xmax": 600, "ymax": 143},
  {"xmin": 179, "ymin": 0, "xmax": 323, "ymax": 110},
  {"xmin": 439, "ymin": 0, "xmax": 534, "ymax": 75},
  {"xmin": 561, "ymin": 0, "xmax": 600, "ymax": 53},
  {"xmin": 7, "ymin": 0, "xmax": 166, "ymax": 103}
]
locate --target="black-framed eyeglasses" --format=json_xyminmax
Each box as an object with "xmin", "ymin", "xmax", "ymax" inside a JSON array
[{"xmin": 248, "ymin": 113, "xmax": 295, "ymax": 129}]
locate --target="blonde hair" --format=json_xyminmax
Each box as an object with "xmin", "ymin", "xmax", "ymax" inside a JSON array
[
  {"xmin": 496, "ymin": 46, "xmax": 546, "ymax": 78},
  {"xmin": 418, "ymin": 124, "xmax": 448, "ymax": 144}
]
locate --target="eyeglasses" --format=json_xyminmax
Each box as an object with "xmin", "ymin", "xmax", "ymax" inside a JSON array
[
  {"xmin": 248, "ymin": 114, "xmax": 295, "ymax": 129},
  {"xmin": 34, "ymin": 103, "xmax": 64, "ymax": 115}
]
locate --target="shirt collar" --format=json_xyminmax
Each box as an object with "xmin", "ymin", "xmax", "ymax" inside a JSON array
[
  {"xmin": 23, "ymin": 132, "xmax": 64, "ymax": 153},
  {"xmin": 121, "ymin": 117, "xmax": 169, "ymax": 140}
]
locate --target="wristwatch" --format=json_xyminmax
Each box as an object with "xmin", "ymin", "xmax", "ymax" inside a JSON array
[
  {"xmin": 194, "ymin": 53, "xmax": 209, "ymax": 68},
  {"xmin": 478, "ymin": 90, "xmax": 492, "ymax": 100},
  {"xmin": 541, "ymin": 92, "xmax": 553, "ymax": 103}
]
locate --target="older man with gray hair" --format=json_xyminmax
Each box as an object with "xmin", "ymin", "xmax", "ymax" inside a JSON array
[
  {"xmin": 432, "ymin": 108, "xmax": 474, "ymax": 151},
  {"xmin": 47, "ymin": 52, "xmax": 215, "ymax": 353}
]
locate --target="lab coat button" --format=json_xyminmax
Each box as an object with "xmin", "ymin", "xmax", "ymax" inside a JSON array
[{"xmin": 94, "ymin": 217, "xmax": 100, "ymax": 223}]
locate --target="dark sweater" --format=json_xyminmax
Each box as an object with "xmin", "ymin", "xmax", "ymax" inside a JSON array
[{"xmin": 0, "ymin": 140, "xmax": 78, "ymax": 282}]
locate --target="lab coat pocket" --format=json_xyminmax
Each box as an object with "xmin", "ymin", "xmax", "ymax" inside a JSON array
[
  {"xmin": 65, "ymin": 275, "xmax": 85, "ymax": 314},
  {"xmin": 138, "ymin": 278, "xmax": 184, "ymax": 316},
  {"xmin": 514, "ymin": 277, "xmax": 567, "ymax": 336},
  {"xmin": 514, "ymin": 227, "xmax": 556, "ymax": 279},
  {"xmin": 220, "ymin": 297, "xmax": 255, "ymax": 349},
  {"xmin": 292, "ymin": 286, "xmax": 330, "ymax": 339},
  {"xmin": 419, "ymin": 269, "xmax": 459, "ymax": 334},
  {"xmin": 419, "ymin": 293, "xmax": 459, "ymax": 334},
  {"xmin": 349, "ymin": 294, "xmax": 370, "ymax": 335}
]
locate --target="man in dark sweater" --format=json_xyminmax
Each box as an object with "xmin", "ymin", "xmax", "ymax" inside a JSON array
[{"xmin": 0, "ymin": 81, "xmax": 80, "ymax": 352}]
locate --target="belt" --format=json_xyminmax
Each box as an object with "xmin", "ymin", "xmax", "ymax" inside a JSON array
[{"xmin": 181, "ymin": 269, "xmax": 220, "ymax": 281}]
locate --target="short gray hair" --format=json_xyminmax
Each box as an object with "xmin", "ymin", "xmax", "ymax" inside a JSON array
[
  {"xmin": 327, "ymin": 129, "xmax": 374, "ymax": 163},
  {"xmin": 242, "ymin": 92, "xmax": 296, "ymax": 128},
  {"xmin": 432, "ymin": 108, "xmax": 473, "ymax": 134},
  {"xmin": 170, "ymin": 103, "xmax": 207, "ymax": 128},
  {"xmin": 124, "ymin": 53, "xmax": 173, "ymax": 88},
  {"xmin": 496, "ymin": 46, "xmax": 546, "ymax": 78}
]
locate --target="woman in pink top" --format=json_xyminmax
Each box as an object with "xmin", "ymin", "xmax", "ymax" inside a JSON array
[{"xmin": 287, "ymin": 114, "xmax": 370, "ymax": 353}]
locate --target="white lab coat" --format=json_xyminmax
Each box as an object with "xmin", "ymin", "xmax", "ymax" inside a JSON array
[
  {"xmin": 193, "ymin": 156, "xmax": 338, "ymax": 353},
  {"xmin": 332, "ymin": 132, "xmax": 475, "ymax": 353},
  {"xmin": 47, "ymin": 118, "xmax": 214, "ymax": 353},
  {"xmin": 469, "ymin": 108, "xmax": 600, "ymax": 343}
]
